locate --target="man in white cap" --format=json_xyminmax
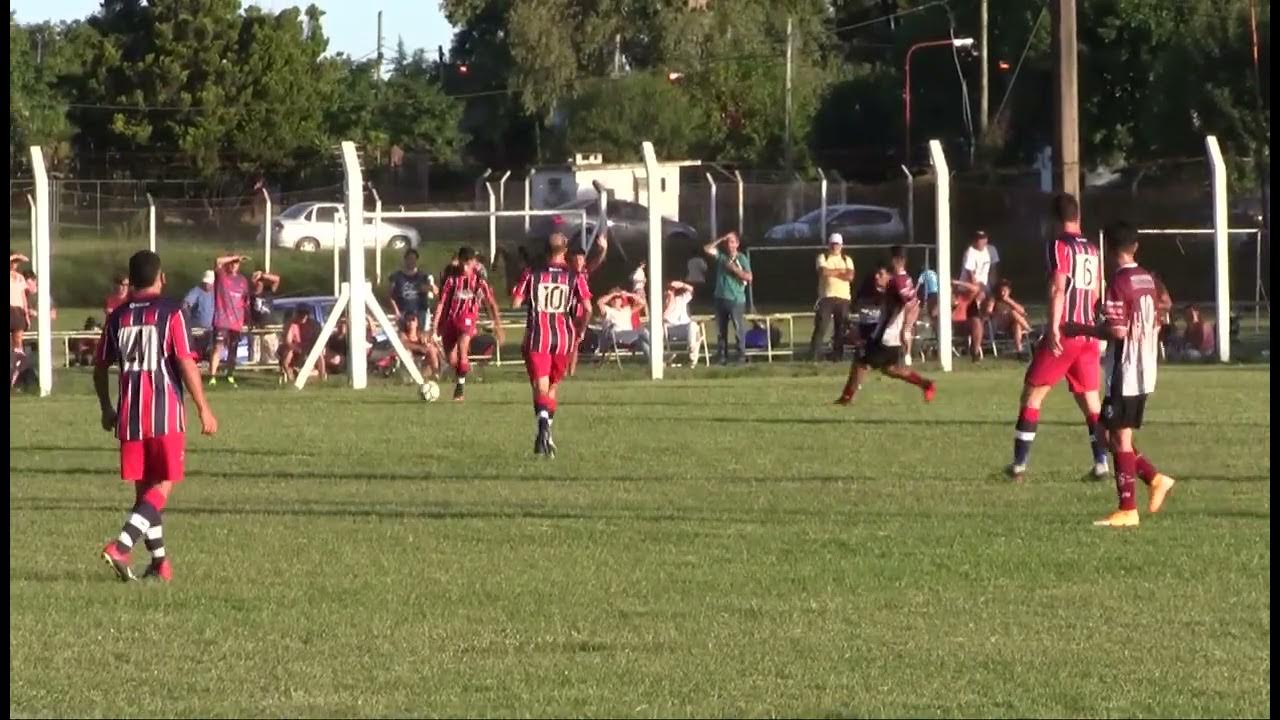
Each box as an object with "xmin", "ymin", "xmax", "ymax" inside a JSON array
[
  {"xmin": 811, "ymin": 232, "xmax": 855, "ymax": 361},
  {"xmin": 182, "ymin": 270, "xmax": 217, "ymax": 359}
]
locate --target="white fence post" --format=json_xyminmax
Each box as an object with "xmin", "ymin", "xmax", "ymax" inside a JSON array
[
  {"xmin": 901, "ymin": 164, "xmax": 915, "ymax": 245},
  {"xmin": 928, "ymin": 140, "xmax": 953, "ymax": 372},
  {"xmin": 497, "ymin": 169, "xmax": 511, "ymax": 210},
  {"xmin": 332, "ymin": 216, "xmax": 341, "ymax": 298},
  {"xmin": 486, "ymin": 182, "xmax": 497, "ymax": 263},
  {"xmin": 524, "ymin": 169, "xmax": 536, "ymax": 234},
  {"xmin": 29, "ymin": 146, "xmax": 53, "ymax": 396},
  {"xmin": 705, "ymin": 172, "xmax": 718, "ymax": 241},
  {"xmin": 817, "ymin": 168, "xmax": 828, "ymax": 239},
  {"xmin": 1205, "ymin": 135, "xmax": 1231, "ymax": 362},
  {"xmin": 261, "ymin": 187, "xmax": 272, "ymax": 274},
  {"xmin": 733, "ymin": 170, "xmax": 744, "ymax": 236},
  {"xmin": 146, "ymin": 193, "xmax": 156, "ymax": 252},
  {"xmin": 641, "ymin": 141, "xmax": 665, "ymax": 381},
  {"xmin": 341, "ymin": 141, "xmax": 368, "ymax": 389},
  {"xmin": 370, "ymin": 185, "xmax": 383, "ymax": 285},
  {"xmin": 26, "ymin": 193, "xmax": 37, "ymax": 276}
]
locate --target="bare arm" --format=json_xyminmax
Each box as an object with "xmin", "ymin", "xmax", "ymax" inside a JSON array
[
  {"xmin": 900, "ymin": 300, "xmax": 921, "ymax": 345},
  {"xmin": 485, "ymin": 290, "xmax": 505, "ymax": 343},
  {"xmin": 176, "ymin": 356, "xmax": 218, "ymax": 435},
  {"xmin": 215, "ymin": 254, "xmax": 244, "ymax": 268},
  {"xmin": 586, "ymin": 233, "xmax": 609, "ymax": 273},
  {"xmin": 1047, "ymin": 274, "xmax": 1068, "ymax": 352},
  {"xmin": 93, "ymin": 365, "xmax": 115, "ymax": 431}
]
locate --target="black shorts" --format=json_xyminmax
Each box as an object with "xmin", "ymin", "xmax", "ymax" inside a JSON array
[
  {"xmin": 860, "ymin": 339, "xmax": 903, "ymax": 369},
  {"xmin": 1102, "ymin": 393, "xmax": 1147, "ymax": 430},
  {"xmin": 214, "ymin": 328, "xmax": 242, "ymax": 346},
  {"xmin": 10, "ymin": 306, "xmax": 28, "ymax": 333}
]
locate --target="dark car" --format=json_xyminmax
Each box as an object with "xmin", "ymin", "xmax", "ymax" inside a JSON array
[{"xmin": 531, "ymin": 198, "xmax": 699, "ymax": 250}]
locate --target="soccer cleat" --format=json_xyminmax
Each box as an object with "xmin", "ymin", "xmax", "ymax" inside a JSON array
[
  {"xmin": 1092, "ymin": 509, "xmax": 1140, "ymax": 528},
  {"xmin": 834, "ymin": 394, "xmax": 853, "ymax": 406},
  {"xmin": 452, "ymin": 384, "xmax": 465, "ymax": 402},
  {"xmin": 922, "ymin": 382, "xmax": 937, "ymax": 402},
  {"xmin": 207, "ymin": 377, "xmax": 218, "ymax": 387},
  {"xmin": 101, "ymin": 543, "xmax": 135, "ymax": 582},
  {"xmin": 142, "ymin": 558, "xmax": 172, "ymax": 582},
  {"xmin": 533, "ymin": 428, "xmax": 547, "ymax": 456},
  {"xmin": 1148, "ymin": 474, "xmax": 1176, "ymax": 514},
  {"xmin": 226, "ymin": 376, "xmax": 237, "ymax": 387},
  {"xmin": 1091, "ymin": 461, "xmax": 1110, "ymax": 479},
  {"xmin": 545, "ymin": 430, "xmax": 557, "ymax": 459},
  {"xmin": 1005, "ymin": 463, "xmax": 1027, "ymax": 483}
]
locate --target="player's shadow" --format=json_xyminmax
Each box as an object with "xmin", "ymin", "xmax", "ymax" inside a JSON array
[
  {"xmin": 673, "ymin": 416, "xmax": 1267, "ymax": 429},
  {"xmin": 9, "ymin": 444, "xmax": 301, "ymax": 458}
]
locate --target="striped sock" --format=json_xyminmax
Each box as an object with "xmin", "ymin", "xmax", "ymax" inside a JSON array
[
  {"xmin": 144, "ymin": 525, "xmax": 165, "ymax": 560},
  {"xmin": 1012, "ymin": 407, "xmax": 1040, "ymax": 466},
  {"xmin": 113, "ymin": 502, "xmax": 161, "ymax": 555}
]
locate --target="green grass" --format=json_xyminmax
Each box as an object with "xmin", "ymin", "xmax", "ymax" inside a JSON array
[{"xmin": 8, "ymin": 363, "xmax": 1271, "ymax": 717}]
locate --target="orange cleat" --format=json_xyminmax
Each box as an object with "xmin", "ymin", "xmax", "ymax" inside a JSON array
[
  {"xmin": 922, "ymin": 382, "xmax": 937, "ymax": 402},
  {"xmin": 1092, "ymin": 509, "xmax": 1140, "ymax": 528},
  {"xmin": 1148, "ymin": 474, "xmax": 1176, "ymax": 514},
  {"xmin": 101, "ymin": 543, "xmax": 135, "ymax": 582}
]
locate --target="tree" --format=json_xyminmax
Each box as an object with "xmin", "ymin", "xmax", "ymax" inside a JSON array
[
  {"xmin": 564, "ymin": 73, "xmax": 708, "ymax": 161},
  {"xmin": 377, "ymin": 47, "xmax": 467, "ymax": 163},
  {"xmin": 9, "ymin": 15, "xmax": 77, "ymax": 172}
]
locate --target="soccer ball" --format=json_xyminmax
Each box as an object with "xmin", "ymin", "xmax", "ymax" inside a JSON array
[{"xmin": 418, "ymin": 380, "xmax": 441, "ymax": 402}]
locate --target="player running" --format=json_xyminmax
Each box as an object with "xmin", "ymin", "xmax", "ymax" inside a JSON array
[
  {"xmin": 94, "ymin": 250, "xmax": 218, "ymax": 582},
  {"xmin": 430, "ymin": 246, "xmax": 504, "ymax": 402},
  {"xmin": 511, "ymin": 229, "xmax": 592, "ymax": 457},
  {"xmin": 835, "ymin": 246, "xmax": 937, "ymax": 405},
  {"xmin": 1065, "ymin": 223, "xmax": 1176, "ymax": 527},
  {"xmin": 1007, "ymin": 193, "xmax": 1109, "ymax": 482}
]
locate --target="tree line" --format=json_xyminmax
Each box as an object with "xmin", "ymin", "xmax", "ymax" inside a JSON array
[{"xmin": 9, "ymin": 0, "xmax": 1270, "ymax": 192}]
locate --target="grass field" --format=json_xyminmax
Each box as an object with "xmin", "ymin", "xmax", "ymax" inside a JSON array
[{"xmin": 8, "ymin": 363, "xmax": 1271, "ymax": 717}]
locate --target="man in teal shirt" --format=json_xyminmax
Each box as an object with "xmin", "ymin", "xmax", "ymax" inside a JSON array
[{"xmin": 702, "ymin": 231, "xmax": 754, "ymax": 364}]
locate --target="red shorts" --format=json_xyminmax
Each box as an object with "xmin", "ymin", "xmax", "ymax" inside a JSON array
[
  {"xmin": 523, "ymin": 349, "xmax": 571, "ymax": 386},
  {"xmin": 440, "ymin": 316, "xmax": 477, "ymax": 355},
  {"xmin": 1025, "ymin": 335, "xmax": 1101, "ymax": 394},
  {"xmin": 119, "ymin": 434, "xmax": 186, "ymax": 484}
]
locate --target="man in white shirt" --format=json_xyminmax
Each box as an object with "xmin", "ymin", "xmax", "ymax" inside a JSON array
[
  {"xmin": 662, "ymin": 281, "xmax": 702, "ymax": 365},
  {"xmin": 960, "ymin": 230, "xmax": 999, "ymax": 295},
  {"xmin": 597, "ymin": 288, "xmax": 651, "ymax": 360}
]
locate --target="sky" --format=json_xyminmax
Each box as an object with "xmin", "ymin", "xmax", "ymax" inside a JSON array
[{"xmin": 9, "ymin": 0, "xmax": 456, "ymax": 62}]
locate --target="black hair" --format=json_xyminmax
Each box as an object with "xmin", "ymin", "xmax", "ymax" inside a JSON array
[
  {"xmin": 403, "ymin": 248, "xmax": 419, "ymax": 260},
  {"xmin": 1052, "ymin": 193, "xmax": 1080, "ymax": 223},
  {"xmin": 127, "ymin": 250, "xmax": 162, "ymax": 288},
  {"xmin": 457, "ymin": 246, "xmax": 475, "ymax": 263},
  {"xmin": 889, "ymin": 245, "xmax": 907, "ymax": 263},
  {"xmin": 1105, "ymin": 221, "xmax": 1139, "ymax": 254}
]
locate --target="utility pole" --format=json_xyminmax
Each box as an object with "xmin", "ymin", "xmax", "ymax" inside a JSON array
[
  {"xmin": 375, "ymin": 11, "xmax": 384, "ymax": 81},
  {"xmin": 978, "ymin": 0, "xmax": 989, "ymax": 138},
  {"xmin": 1050, "ymin": 0, "xmax": 1081, "ymax": 201},
  {"xmin": 613, "ymin": 33, "xmax": 622, "ymax": 76}
]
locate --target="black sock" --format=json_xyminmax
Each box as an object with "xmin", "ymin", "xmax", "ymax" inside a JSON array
[{"xmin": 144, "ymin": 524, "xmax": 165, "ymax": 563}]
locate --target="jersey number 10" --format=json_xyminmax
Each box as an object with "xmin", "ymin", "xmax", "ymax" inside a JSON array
[{"xmin": 536, "ymin": 283, "xmax": 570, "ymax": 314}]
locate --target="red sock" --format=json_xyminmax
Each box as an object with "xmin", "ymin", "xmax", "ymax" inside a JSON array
[
  {"xmin": 1114, "ymin": 451, "xmax": 1138, "ymax": 511},
  {"xmin": 142, "ymin": 486, "xmax": 168, "ymax": 513},
  {"xmin": 1134, "ymin": 453, "xmax": 1158, "ymax": 486},
  {"xmin": 457, "ymin": 358, "xmax": 471, "ymax": 376},
  {"xmin": 902, "ymin": 371, "xmax": 926, "ymax": 388}
]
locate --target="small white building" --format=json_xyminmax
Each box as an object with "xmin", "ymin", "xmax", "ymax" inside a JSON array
[{"xmin": 531, "ymin": 153, "xmax": 700, "ymax": 221}]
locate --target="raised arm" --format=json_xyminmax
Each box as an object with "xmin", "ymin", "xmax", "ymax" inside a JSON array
[
  {"xmin": 586, "ymin": 232, "xmax": 609, "ymax": 273},
  {"xmin": 703, "ymin": 232, "xmax": 731, "ymax": 258}
]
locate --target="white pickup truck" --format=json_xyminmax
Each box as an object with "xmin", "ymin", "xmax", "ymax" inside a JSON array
[{"xmin": 263, "ymin": 202, "xmax": 421, "ymax": 252}]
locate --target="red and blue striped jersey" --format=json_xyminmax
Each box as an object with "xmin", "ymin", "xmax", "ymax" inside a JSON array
[
  {"xmin": 437, "ymin": 271, "xmax": 494, "ymax": 324},
  {"xmin": 94, "ymin": 293, "xmax": 197, "ymax": 441},
  {"xmin": 1047, "ymin": 232, "xmax": 1101, "ymax": 327},
  {"xmin": 513, "ymin": 263, "xmax": 591, "ymax": 355}
]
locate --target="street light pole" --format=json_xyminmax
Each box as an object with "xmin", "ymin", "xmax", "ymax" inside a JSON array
[{"xmin": 903, "ymin": 37, "xmax": 975, "ymax": 165}]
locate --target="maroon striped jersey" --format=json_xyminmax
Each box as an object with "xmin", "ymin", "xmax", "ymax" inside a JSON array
[
  {"xmin": 513, "ymin": 262, "xmax": 591, "ymax": 355},
  {"xmin": 872, "ymin": 271, "xmax": 917, "ymax": 348},
  {"xmin": 94, "ymin": 292, "xmax": 198, "ymax": 441},
  {"xmin": 437, "ymin": 271, "xmax": 494, "ymax": 324},
  {"xmin": 1103, "ymin": 263, "xmax": 1160, "ymax": 397},
  {"xmin": 1047, "ymin": 232, "xmax": 1101, "ymax": 328}
]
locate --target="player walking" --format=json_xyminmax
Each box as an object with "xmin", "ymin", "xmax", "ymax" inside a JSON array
[
  {"xmin": 511, "ymin": 229, "xmax": 591, "ymax": 457},
  {"xmin": 1007, "ymin": 194, "xmax": 1109, "ymax": 481},
  {"xmin": 1066, "ymin": 223, "xmax": 1176, "ymax": 527},
  {"xmin": 95, "ymin": 250, "xmax": 217, "ymax": 582},
  {"xmin": 835, "ymin": 245, "xmax": 937, "ymax": 405},
  {"xmin": 430, "ymin": 246, "xmax": 504, "ymax": 402}
]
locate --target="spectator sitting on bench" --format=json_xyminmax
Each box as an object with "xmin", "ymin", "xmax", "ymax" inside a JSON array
[
  {"xmin": 598, "ymin": 287, "xmax": 651, "ymax": 359},
  {"xmin": 398, "ymin": 312, "xmax": 441, "ymax": 379},
  {"xmin": 662, "ymin": 280, "xmax": 702, "ymax": 365},
  {"xmin": 1171, "ymin": 304, "xmax": 1215, "ymax": 361},
  {"xmin": 952, "ymin": 278, "xmax": 984, "ymax": 362},
  {"xmin": 279, "ymin": 307, "xmax": 320, "ymax": 383},
  {"xmin": 71, "ymin": 317, "xmax": 102, "ymax": 367},
  {"xmin": 984, "ymin": 278, "xmax": 1031, "ymax": 356}
]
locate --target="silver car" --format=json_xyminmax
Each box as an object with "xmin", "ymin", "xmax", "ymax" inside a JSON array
[
  {"xmin": 763, "ymin": 204, "xmax": 906, "ymax": 244},
  {"xmin": 264, "ymin": 202, "xmax": 421, "ymax": 253}
]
